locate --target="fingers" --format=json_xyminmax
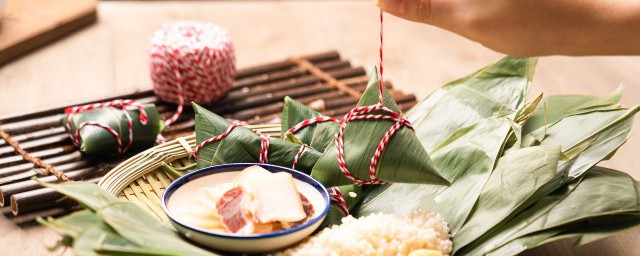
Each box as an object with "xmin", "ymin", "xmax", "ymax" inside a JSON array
[{"xmin": 377, "ymin": 0, "xmax": 436, "ymax": 24}]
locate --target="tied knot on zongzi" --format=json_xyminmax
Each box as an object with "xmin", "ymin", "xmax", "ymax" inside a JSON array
[
  {"xmin": 329, "ymin": 187, "xmax": 350, "ymax": 215},
  {"xmin": 193, "ymin": 122, "xmax": 273, "ymax": 164},
  {"xmin": 61, "ymin": 99, "xmax": 163, "ymax": 156}
]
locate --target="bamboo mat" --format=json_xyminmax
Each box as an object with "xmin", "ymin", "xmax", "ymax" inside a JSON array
[{"xmin": 0, "ymin": 50, "xmax": 417, "ymax": 220}]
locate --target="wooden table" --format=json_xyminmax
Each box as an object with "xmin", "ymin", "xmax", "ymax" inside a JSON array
[{"xmin": 0, "ymin": 1, "xmax": 638, "ymax": 255}]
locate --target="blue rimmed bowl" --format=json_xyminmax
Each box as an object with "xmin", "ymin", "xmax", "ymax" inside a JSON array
[{"xmin": 162, "ymin": 163, "xmax": 330, "ymax": 253}]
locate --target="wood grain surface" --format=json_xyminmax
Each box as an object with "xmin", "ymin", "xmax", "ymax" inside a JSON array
[
  {"xmin": 0, "ymin": 1, "xmax": 638, "ymax": 255},
  {"xmin": 0, "ymin": 0, "xmax": 97, "ymax": 65}
]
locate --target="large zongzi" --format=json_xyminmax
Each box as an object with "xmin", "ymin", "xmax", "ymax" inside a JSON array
[{"xmin": 310, "ymin": 69, "xmax": 449, "ymax": 187}]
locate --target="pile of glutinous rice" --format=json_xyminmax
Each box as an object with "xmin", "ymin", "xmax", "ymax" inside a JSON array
[{"xmin": 276, "ymin": 212, "xmax": 452, "ymax": 256}]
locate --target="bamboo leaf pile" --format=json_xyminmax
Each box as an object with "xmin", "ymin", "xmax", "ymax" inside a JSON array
[{"xmin": 40, "ymin": 56, "xmax": 640, "ymax": 255}]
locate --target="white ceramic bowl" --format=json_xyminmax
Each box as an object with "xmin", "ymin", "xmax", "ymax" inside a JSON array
[{"xmin": 162, "ymin": 163, "xmax": 330, "ymax": 253}]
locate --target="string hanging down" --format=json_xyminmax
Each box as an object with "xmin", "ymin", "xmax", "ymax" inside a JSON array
[{"xmin": 379, "ymin": 8, "xmax": 384, "ymax": 103}]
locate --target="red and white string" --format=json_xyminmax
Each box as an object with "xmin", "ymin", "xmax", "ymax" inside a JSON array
[
  {"xmin": 194, "ymin": 9, "xmax": 404, "ymax": 212},
  {"xmin": 66, "ymin": 21, "xmax": 236, "ymax": 155},
  {"xmin": 149, "ymin": 21, "xmax": 236, "ymax": 127},
  {"xmin": 330, "ymin": 187, "xmax": 350, "ymax": 216},
  {"xmin": 193, "ymin": 123, "xmax": 271, "ymax": 164},
  {"xmin": 284, "ymin": 8, "xmax": 413, "ymax": 186},
  {"xmin": 64, "ymin": 99, "xmax": 149, "ymax": 155}
]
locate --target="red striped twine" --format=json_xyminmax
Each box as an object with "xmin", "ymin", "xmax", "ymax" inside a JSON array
[
  {"xmin": 379, "ymin": 8, "xmax": 384, "ymax": 101},
  {"xmin": 64, "ymin": 99, "xmax": 149, "ymax": 155},
  {"xmin": 282, "ymin": 116, "xmax": 338, "ymax": 139},
  {"xmin": 195, "ymin": 8, "xmax": 409, "ymax": 189},
  {"xmin": 330, "ymin": 187, "xmax": 350, "ymax": 216},
  {"xmin": 291, "ymin": 143, "xmax": 307, "ymax": 170},
  {"xmin": 193, "ymin": 122, "xmax": 271, "ymax": 164},
  {"xmin": 149, "ymin": 21, "xmax": 236, "ymax": 127},
  {"xmin": 284, "ymin": 8, "xmax": 413, "ymax": 186}
]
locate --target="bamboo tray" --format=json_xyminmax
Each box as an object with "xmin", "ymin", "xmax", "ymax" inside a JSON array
[
  {"xmin": 0, "ymin": 50, "xmax": 418, "ymax": 221},
  {"xmin": 98, "ymin": 125, "xmax": 281, "ymax": 221}
]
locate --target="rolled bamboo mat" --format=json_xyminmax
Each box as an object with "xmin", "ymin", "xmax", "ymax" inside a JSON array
[{"xmin": 0, "ymin": 50, "xmax": 418, "ymax": 221}]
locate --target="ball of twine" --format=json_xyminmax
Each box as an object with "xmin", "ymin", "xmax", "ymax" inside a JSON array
[{"xmin": 149, "ymin": 20, "xmax": 236, "ymax": 125}]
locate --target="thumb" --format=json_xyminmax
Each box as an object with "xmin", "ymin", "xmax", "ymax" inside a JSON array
[{"xmin": 377, "ymin": 0, "xmax": 435, "ymax": 24}]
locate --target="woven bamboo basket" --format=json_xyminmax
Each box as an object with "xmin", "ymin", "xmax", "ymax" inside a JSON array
[{"xmin": 97, "ymin": 124, "xmax": 281, "ymax": 221}]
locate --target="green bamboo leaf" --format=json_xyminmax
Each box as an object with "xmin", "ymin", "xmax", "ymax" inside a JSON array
[
  {"xmin": 507, "ymin": 168, "xmax": 639, "ymax": 241},
  {"xmin": 523, "ymin": 85, "xmax": 623, "ymax": 136},
  {"xmin": 38, "ymin": 183, "xmax": 217, "ymax": 256},
  {"xmin": 96, "ymin": 245, "xmax": 183, "ymax": 256},
  {"xmin": 543, "ymin": 106, "xmax": 639, "ymax": 178},
  {"xmin": 36, "ymin": 180, "xmax": 120, "ymax": 211},
  {"xmin": 320, "ymin": 184, "xmax": 363, "ymax": 228},
  {"xmin": 457, "ymin": 176, "xmax": 582, "ymax": 255},
  {"xmin": 457, "ymin": 107, "xmax": 639, "ymax": 255},
  {"xmin": 311, "ymin": 68, "xmax": 448, "ymax": 187},
  {"xmin": 408, "ymin": 57, "xmax": 535, "ymax": 151},
  {"xmin": 98, "ymin": 201, "xmax": 218, "ymax": 256},
  {"xmin": 452, "ymin": 145, "xmax": 561, "ymax": 252},
  {"xmin": 482, "ymin": 168, "xmax": 640, "ymax": 256},
  {"xmin": 570, "ymin": 214, "xmax": 640, "ymax": 246},
  {"xmin": 356, "ymin": 117, "xmax": 512, "ymax": 234},
  {"xmin": 460, "ymin": 166, "xmax": 640, "ymax": 256},
  {"xmin": 281, "ymin": 96, "xmax": 339, "ymax": 152},
  {"xmin": 60, "ymin": 104, "xmax": 163, "ymax": 156},
  {"xmin": 440, "ymin": 56, "xmax": 536, "ymax": 110},
  {"xmin": 487, "ymin": 214, "xmax": 640, "ymax": 256},
  {"xmin": 73, "ymin": 226, "xmax": 140, "ymax": 256},
  {"xmin": 194, "ymin": 103, "xmax": 323, "ymax": 174},
  {"xmin": 514, "ymin": 94, "xmax": 543, "ymax": 123},
  {"xmin": 37, "ymin": 210, "xmax": 106, "ymax": 251}
]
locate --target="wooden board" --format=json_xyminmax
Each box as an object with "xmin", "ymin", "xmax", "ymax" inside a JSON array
[{"xmin": 0, "ymin": 0, "xmax": 97, "ymax": 65}]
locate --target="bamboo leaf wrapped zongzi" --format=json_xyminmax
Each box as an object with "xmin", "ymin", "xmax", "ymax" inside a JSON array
[
  {"xmin": 61, "ymin": 100, "xmax": 163, "ymax": 156},
  {"xmin": 193, "ymin": 103, "xmax": 323, "ymax": 174},
  {"xmin": 310, "ymin": 69, "xmax": 449, "ymax": 187}
]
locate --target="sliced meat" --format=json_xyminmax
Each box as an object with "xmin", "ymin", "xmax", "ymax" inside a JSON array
[{"xmin": 216, "ymin": 187, "xmax": 247, "ymax": 233}]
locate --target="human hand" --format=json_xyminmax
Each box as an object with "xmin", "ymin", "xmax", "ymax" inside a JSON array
[{"xmin": 377, "ymin": 0, "xmax": 640, "ymax": 56}]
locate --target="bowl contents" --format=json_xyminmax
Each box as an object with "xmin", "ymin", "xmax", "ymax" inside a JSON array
[
  {"xmin": 173, "ymin": 165, "xmax": 314, "ymax": 234},
  {"xmin": 276, "ymin": 211, "xmax": 452, "ymax": 256}
]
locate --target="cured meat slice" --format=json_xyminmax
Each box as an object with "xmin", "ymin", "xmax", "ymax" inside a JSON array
[{"xmin": 216, "ymin": 187, "xmax": 248, "ymax": 233}]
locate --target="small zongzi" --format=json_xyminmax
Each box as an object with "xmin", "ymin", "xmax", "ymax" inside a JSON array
[{"xmin": 61, "ymin": 100, "xmax": 163, "ymax": 156}]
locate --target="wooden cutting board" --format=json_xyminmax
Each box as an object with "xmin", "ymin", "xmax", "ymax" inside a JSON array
[{"xmin": 0, "ymin": 0, "xmax": 97, "ymax": 65}]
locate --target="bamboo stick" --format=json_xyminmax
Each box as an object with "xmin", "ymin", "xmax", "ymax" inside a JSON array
[
  {"xmin": 246, "ymin": 91, "xmax": 414, "ymax": 125},
  {"xmin": 0, "ymin": 96, "xmax": 157, "ymax": 134},
  {"xmin": 234, "ymin": 51, "xmax": 339, "ymax": 79},
  {"xmin": 215, "ymin": 76, "xmax": 367, "ymax": 114},
  {"xmin": 231, "ymin": 59, "xmax": 350, "ymax": 91},
  {"xmin": 0, "ymin": 160, "xmax": 92, "ymax": 185},
  {"xmin": 0, "ymin": 151, "xmax": 83, "ymax": 178},
  {"xmin": 0, "ymin": 127, "xmax": 66, "ymax": 147},
  {"xmin": 0, "ymin": 134, "xmax": 69, "ymax": 157},
  {"xmin": 10, "ymin": 177, "xmax": 102, "ymax": 216},
  {"xmin": 322, "ymin": 94, "xmax": 417, "ymax": 117},
  {"xmin": 219, "ymin": 67, "xmax": 365, "ymax": 104},
  {"xmin": 0, "ymin": 167, "xmax": 99, "ymax": 206},
  {"xmin": 226, "ymin": 78, "xmax": 369, "ymax": 120},
  {"xmin": 0, "ymin": 90, "xmax": 156, "ymax": 124},
  {"xmin": 3, "ymin": 206, "xmax": 79, "ymax": 224},
  {"xmin": 0, "ymin": 145, "xmax": 76, "ymax": 168}
]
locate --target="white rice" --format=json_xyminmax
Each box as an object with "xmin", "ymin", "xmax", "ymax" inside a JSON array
[{"xmin": 276, "ymin": 211, "xmax": 452, "ymax": 256}]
